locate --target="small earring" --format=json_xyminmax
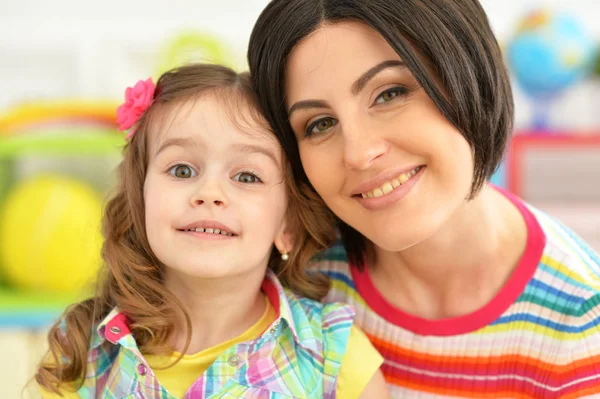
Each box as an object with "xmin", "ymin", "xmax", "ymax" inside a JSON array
[{"xmin": 281, "ymin": 251, "xmax": 289, "ymax": 261}]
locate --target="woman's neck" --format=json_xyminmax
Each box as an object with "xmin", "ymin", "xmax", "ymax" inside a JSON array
[
  {"xmin": 164, "ymin": 267, "xmax": 268, "ymax": 354},
  {"xmin": 370, "ymin": 185, "xmax": 528, "ymax": 320}
]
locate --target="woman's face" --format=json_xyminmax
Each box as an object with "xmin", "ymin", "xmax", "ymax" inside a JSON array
[{"xmin": 285, "ymin": 21, "xmax": 474, "ymax": 251}]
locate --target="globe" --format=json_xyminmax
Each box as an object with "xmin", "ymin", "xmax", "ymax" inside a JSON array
[{"xmin": 507, "ymin": 10, "xmax": 596, "ymax": 129}]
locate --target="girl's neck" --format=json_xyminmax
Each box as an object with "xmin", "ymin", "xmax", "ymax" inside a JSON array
[
  {"xmin": 370, "ymin": 184, "xmax": 528, "ymax": 319},
  {"xmin": 164, "ymin": 267, "xmax": 268, "ymax": 354}
]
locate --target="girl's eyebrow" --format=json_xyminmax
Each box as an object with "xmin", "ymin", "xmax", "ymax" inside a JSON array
[
  {"xmin": 230, "ymin": 143, "xmax": 279, "ymax": 167},
  {"xmin": 154, "ymin": 137, "xmax": 278, "ymax": 166},
  {"xmin": 155, "ymin": 136, "xmax": 201, "ymax": 157}
]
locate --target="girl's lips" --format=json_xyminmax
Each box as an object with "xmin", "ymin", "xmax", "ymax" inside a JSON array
[
  {"xmin": 179, "ymin": 230, "xmax": 237, "ymax": 240},
  {"xmin": 354, "ymin": 165, "xmax": 425, "ymax": 210},
  {"xmin": 178, "ymin": 220, "xmax": 237, "ymax": 235}
]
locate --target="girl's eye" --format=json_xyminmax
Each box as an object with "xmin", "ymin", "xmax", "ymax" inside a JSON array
[
  {"xmin": 305, "ymin": 117, "xmax": 338, "ymax": 137},
  {"xmin": 169, "ymin": 164, "xmax": 196, "ymax": 179},
  {"xmin": 233, "ymin": 172, "xmax": 262, "ymax": 184},
  {"xmin": 374, "ymin": 86, "xmax": 407, "ymax": 104}
]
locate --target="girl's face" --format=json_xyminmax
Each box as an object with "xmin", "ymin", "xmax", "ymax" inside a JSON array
[
  {"xmin": 285, "ymin": 21, "xmax": 474, "ymax": 252},
  {"xmin": 143, "ymin": 96, "xmax": 289, "ymax": 280}
]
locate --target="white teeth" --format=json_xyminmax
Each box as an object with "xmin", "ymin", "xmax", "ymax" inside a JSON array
[
  {"xmin": 188, "ymin": 227, "xmax": 233, "ymax": 235},
  {"xmin": 360, "ymin": 166, "xmax": 422, "ymax": 199},
  {"xmin": 381, "ymin": 182, "xmax": 393, "ymax": 195}
]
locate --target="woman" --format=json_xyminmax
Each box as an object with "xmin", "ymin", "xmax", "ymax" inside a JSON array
[{"xmin": 248, "ymin": 0, "xmax": 600, "ymax": 397}]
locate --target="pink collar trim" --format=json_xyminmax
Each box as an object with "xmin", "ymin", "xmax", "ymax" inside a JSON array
[
  {"xmin": 350, "ymin": 187, "xmax": 546, "ymax": 336},
  {"xmin": 100, "ymin": 270, "xmax": 296, "ymax": 345}
]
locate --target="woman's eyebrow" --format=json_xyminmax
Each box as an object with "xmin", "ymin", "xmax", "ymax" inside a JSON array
[
  {"xmin": 351, "ymin": 60, "xmax": 406, "ymax": 95},
  {"xmin": 288, "ymin": 100, "xmax": 330, "ymax": 117},
  {"xmin": 287, "ymin": 60, "xmax": 406, "ymax": 116}
]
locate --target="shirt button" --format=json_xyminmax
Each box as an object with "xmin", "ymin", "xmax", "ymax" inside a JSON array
[
  {"xmin": 269, "ymin": 321, "xmax": 279, "ymax": 334},
  {"xmin": 227, "ymin": 355, "xmax": 241, "ymax": 367},
  {"xmin": 109, "ymin": 326, "xmax": 121, "ymax": 334},
  {"xmin": 137, "ymin": 363, "xmax": 147, "ymax": 376}
]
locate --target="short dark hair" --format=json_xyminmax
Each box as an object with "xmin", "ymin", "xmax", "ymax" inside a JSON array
[{"xmin": 248, "ymin": 0, "xmax": 514, "ymax": 268}]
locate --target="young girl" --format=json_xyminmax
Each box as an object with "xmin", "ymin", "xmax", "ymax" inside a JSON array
[{"xmin": 35, "ymin": 64, "xmax": 388, "ymax": 398}]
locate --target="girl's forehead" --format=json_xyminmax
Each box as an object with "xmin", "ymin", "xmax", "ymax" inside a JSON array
[{"xmin": 148, "ymin": 96, "xmax": 281, "ymax": 159}]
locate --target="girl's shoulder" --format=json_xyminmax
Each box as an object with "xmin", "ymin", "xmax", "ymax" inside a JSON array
[
  {"xmin": 37, "ymin": 308, "xmax": 125, "ymax": 399},
  {"xmin": 264, "ymin": 271, "xmax": 357, "ymax": 395},
  {"xmin": 266, "ymin": 270, "xmax": 355, "ymax": 361},
  {"xmin": 265, "ymin": 270, "xmax": 355, "ymax": 340}
]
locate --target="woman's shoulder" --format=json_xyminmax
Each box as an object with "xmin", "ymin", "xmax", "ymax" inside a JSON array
[
  {"xmin": 496, "ymin": 186, "xmax": 600, "ymax": 285},
  {"xmin": 523, "ymin": 205, "xmax": 600, "ymax": 340},
  {"xmin": 309, "ymin": 239, "xmax": 353, "ymax": 276},
  {"xmin": 530, "ymin": 205, "xmax": 600, "ymax": 290},
  {"xmin": 305, "ymin": 240, "xmax": 368, "ymax": 308}
]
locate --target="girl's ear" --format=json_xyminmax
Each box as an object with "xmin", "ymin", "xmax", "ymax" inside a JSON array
[{"xmin": 273, "ymin": 221, "xmax": 294, "ymax": 256}]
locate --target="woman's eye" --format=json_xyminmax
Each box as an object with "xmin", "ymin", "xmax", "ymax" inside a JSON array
[
  {"xmin": 169, "ymin": 164, "xmax": 196, "ymax": 179},
  {"xmin": 374, "ymin": 87, "xmax": 407, "ymax": 104},
  {"xmin": 305, "ymin": 117, "xmax": 338, "ymax": 137},
  {"xmin": 233, "ymin": 172, "xmax": 262, "ymax": 184}
]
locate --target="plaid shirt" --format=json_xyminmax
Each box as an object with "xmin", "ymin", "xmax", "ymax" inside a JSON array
[{"xmin": 74, "ymin": 270, "xmax": 355, "ymax": 398}]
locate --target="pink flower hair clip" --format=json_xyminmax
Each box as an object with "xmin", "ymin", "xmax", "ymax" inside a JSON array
[{"xmin": 116, "ymin": 78, "xmax": 156, "ymax": 139}]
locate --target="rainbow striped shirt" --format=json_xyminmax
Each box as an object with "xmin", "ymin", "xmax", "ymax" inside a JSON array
[{"xmin": 316, "ymin": 191, "xmax": 600, "ymax": 398}]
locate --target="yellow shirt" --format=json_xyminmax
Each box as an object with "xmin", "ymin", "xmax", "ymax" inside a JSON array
[
  {"xmin": 41, "ymin": 298, "xmax": 382, "ymax": 399},
  {"xmin": 144, "ymin": 296, "xmax": 278, "ymax": 397}
]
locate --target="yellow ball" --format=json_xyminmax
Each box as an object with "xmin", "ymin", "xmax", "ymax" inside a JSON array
[{"xmin": 0, "ymin": 175, "xmax": 103, "ymax": 293}]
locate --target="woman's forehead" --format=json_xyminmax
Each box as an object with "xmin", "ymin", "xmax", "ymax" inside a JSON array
[
  {"xmin": 285, "ymin": 21, "xmax": 406, "ymax": 102},
  {"xmin": 288, "ymin": 21, "xmax": 400, "ymax": 70}
]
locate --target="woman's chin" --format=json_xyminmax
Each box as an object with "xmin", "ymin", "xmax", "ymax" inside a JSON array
[{"xmin": 364, "ymin": 228, "xmax": 431, "ymax": 254}]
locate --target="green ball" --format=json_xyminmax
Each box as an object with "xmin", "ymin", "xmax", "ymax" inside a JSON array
[{"xmin": 157, "ymin": 31, "xmax": 233, "ymax": 76}]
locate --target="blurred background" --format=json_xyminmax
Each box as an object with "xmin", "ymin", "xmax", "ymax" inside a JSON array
[{"xmin": 1, "ymin": 0, "xmax": 599, "ymax": 397}]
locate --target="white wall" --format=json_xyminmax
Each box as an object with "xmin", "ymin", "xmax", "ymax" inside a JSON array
[
  {"xmin": 0, "ymin": 0, "xmax": 599, "ymax": 130},
  {"xmin": 0, "ymin": 0, "xmax": 270, "ymax": 107}
]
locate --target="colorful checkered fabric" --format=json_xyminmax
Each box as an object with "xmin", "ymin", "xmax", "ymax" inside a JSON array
[{"xmin": 73, "ymin": 270, "xmax": 355, "ymax": 398}]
